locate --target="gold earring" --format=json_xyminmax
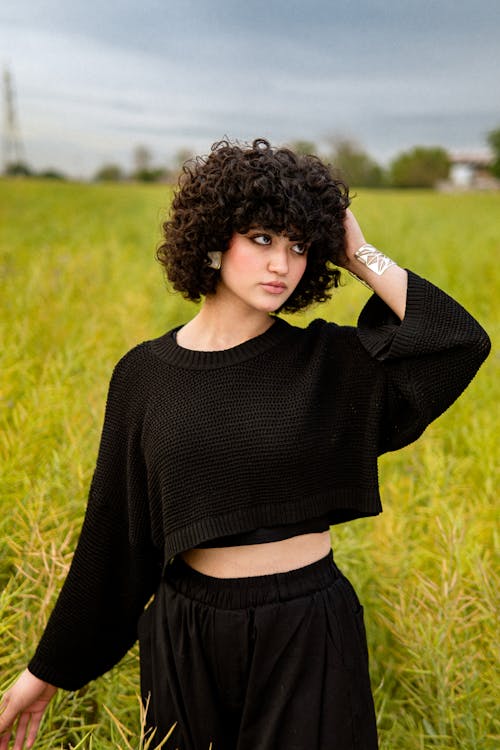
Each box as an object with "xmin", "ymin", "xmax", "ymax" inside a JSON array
[{"xmin": 207, "ymin": 251, "xmax": 222, "ymax": 270}]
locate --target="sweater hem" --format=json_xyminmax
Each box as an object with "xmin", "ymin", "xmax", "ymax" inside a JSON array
[{"xmin": 163, "ymin": 492, "xmax": 383, "ymax": 562}]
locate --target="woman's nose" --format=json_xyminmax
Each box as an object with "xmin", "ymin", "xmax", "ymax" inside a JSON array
[{"xmin": 268, "ymin": 243, "xmax": 289, "ymax": 274}]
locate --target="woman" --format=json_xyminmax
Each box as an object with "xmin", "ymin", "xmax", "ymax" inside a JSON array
[{"xmin": 0, "ymin": 139, "xmax": 490, "ymax": 750}]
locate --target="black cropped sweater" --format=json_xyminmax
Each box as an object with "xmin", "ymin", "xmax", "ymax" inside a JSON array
[{"xmin": 28, "ymin": 271, "xmax": 490, "ymax": 690}]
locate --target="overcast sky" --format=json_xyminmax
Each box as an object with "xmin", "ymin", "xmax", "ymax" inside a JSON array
[{"xmin": 1, "ymin": 0, "xmax": 499, "ymax": 177}]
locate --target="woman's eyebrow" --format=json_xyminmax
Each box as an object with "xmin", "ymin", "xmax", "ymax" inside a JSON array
[{"xmin": 244, "ymin": 227, "xmax": 307, "ymax": 244}]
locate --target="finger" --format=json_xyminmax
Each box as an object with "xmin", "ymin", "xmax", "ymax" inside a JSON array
[
  {"xmin": 13, "ymin": 712, "xmax": 30, "ymax": 750},
  {"xmin": 0, "ymin": 693, "xmax": 10, "ymax": 722},
  {"xmin": 25, "ymin": 712, "xmax": 44, "ymax": 749},
  {"xmin": 0, "ymin": 730, "xmax": 13, "ymax": 750},
  {"xmin": 0, "ymin": 701, "xmax": 15, "ymax": 735}
]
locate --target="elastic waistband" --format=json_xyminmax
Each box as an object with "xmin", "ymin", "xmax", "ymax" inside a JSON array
[{"xmin": 164, "ymin": 551, "xmax": 341, "ymax": 609}]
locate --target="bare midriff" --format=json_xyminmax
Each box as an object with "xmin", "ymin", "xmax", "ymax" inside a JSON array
[{"xmin": 179, "ymin": 530, "xmax": 332, "ymax": 578}]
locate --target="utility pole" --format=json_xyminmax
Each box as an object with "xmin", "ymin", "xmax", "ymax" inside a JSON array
[{"xmin": 3, "ymin": 66, "xmax": 25, "ymax": 172}]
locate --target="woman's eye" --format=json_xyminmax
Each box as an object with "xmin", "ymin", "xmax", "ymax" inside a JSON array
[
  {"xmin": 252, "ymin": 234, "xmax": 272, "ymax": 245},
  {"xmin": 291, "ymin": 243, "xmax": 307, "ymax": 255}
]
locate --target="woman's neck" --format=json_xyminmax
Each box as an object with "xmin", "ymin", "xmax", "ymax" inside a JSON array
[{"xmin": 176, "ymin": 296, "xmax": 275, "ymax": 352}]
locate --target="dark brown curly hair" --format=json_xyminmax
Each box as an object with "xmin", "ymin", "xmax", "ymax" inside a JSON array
[{"xmin": 157, "ymin": 138, "xmax": 350, "ymax": 313}]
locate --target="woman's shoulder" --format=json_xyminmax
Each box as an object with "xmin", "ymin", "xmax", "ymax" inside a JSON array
[
  {"xmin": 112, "ymin": 339, "xmax": 152, "ymax": 373},
  {"xmin": 107, "ymin": 339, "xmax": 165, "ymax": 394},
  {"xmin": 292, "ymin": 316, "xmax": 358, "ymax": 344},
  {"xmin": 282, "ymin": 316, "xmax": 365, "ymax": 363}
]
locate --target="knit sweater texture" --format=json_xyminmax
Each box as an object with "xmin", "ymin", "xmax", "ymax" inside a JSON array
[{"xmin": 28, "ymin": 271, "xmax": 490, "ymax": 690}]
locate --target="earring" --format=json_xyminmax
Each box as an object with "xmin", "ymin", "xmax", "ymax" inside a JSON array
[{"xmin": 207, "ymin": 251, "xmax": 222, "ymax": 270}]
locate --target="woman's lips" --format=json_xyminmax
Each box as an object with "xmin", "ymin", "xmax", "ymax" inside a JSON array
[{"xmin": 260, "ymin": 281, "xmax": 287, "ymax": 294}]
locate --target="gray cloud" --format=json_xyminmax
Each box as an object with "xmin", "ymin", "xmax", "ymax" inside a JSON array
[{"xmin": 1, "ymin": 0, "xmax": 499, "ymax": 176}]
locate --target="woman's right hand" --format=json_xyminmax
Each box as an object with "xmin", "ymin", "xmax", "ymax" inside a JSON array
[{"xmin": 0, "ymin": 670, "xmax": 57, "ymax": 750}]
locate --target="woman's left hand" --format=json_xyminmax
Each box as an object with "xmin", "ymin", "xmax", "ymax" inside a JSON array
[
  {"xmin": 341, "ymin": 209, "xmax": 367, "ymax": 270},
  {"xmin": 0, "ymin": 670, "xmax": 57, "ymax": 750}
]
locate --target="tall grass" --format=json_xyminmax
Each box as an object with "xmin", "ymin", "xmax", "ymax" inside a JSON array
[{"xmin": 1, "ymin": 180, "xmax": 498, "ymax": 749}]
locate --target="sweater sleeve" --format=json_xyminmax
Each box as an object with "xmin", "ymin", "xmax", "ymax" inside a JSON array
[
  {"xmin": 357, "ymin": 270, "xmax": 491, "ymax": 454},
  {"xmin": 28, "ymin": 350, "xmax": 162, "ymax": 690}
]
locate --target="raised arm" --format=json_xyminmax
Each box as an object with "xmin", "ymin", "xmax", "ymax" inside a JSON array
[
  {"xmin": 341, "ymin": 209, "xmax": 408, "ymax": 320},
  {"xmin": 339, "ymin": 209, "xmax": 491, "ymax": 453}
]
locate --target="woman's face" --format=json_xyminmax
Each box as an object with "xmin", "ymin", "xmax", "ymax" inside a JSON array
[{"xmin": 216, "ymin": 229, "xmax": 308, "ymax": 313}]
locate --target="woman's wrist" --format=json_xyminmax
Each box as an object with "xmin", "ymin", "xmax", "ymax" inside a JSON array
[
  {"xmin": 344, "ymin": 243, "xmax": 398, "ymax": 288},
  {"xmin": 352, "ymin": 243, "xmax": 397, "ymax": 276}
]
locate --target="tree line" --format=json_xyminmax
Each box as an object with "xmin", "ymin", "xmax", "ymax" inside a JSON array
[
  {"xmin": 4, "ymin": 128, "xmax": 500, "ymax": 188},
  {"xmin": 94, "ymin": 140, "xmax": 450, "ymax": 187}
]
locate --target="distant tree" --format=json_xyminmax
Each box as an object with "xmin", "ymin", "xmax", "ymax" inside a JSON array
[
  {"xmin": 133, "ymin": 145, "xmax": 152, "ymax": 173},
  {"xmin": 389, "ymin": 146, "xmax": 450, "ymax": 188},
  {"xmin": 4, "ymin": 161, "xmax": 32, "ymax": 176},
  {"xmin": 289, "ymin": 140, "xmax": 317, "ymax": 156},
  {"xmin": 38, "ymin": 168, "xmax": 66, "ymax": 180},
  {"xmin": 95, "ymin": 163, "xmax": 124, "ymax": 182},
  {"xmin": 486, "ymin": 127, "xmax": 500, "ymax": 178},
  {"xmin": 174, "ymin": 148, "xmax": 195, "ymax": 169},
  {"xmin": 327, "ymin": 138, "xmax": 384, "ymax": 187},
  {"xmin": 130, "ymin": 145, "xmax": 167, "ymax": 182},
  {"xmin": 164, "ymin": 148, "xmax": 196, "ymax": 182},
  {"xmin": 132, "ymin": 167, "xmax": 166, "ymax": 183}
]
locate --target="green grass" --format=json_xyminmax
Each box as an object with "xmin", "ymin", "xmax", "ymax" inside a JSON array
[{"xmin": 1, "ymin": 179, "xmax": 498, "ymax": 749}]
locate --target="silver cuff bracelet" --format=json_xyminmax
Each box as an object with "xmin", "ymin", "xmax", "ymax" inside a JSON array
[{"xmin": 353, "ymin": 243, "xmax": 397, "ymax": 276}]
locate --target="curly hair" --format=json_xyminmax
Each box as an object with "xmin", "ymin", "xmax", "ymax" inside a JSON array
[{"xmin": 156, "ymin": 138, "xmax": 350, "ymax": 313}]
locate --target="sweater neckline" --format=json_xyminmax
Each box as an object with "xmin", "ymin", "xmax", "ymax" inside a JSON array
[{"xmin": 148, "ymin": 316, "xmax": 295, "ymax": 369}]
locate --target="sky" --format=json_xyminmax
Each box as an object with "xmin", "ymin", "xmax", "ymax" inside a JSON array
[{"xmin": 1, "ymin": 0, "xmax": 499, "ymax": 178}]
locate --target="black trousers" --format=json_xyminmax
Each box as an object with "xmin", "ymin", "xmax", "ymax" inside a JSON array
[{"xmin": 138, "ymin": 551, "xmax": 378, "ymax": 750}]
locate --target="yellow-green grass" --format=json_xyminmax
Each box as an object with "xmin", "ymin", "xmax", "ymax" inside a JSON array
[{"xmin": 1, "ymin": 179, "xmax": 498, "ymax": 749}]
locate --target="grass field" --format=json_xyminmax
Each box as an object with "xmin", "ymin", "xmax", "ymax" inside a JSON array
[{"xmin": 1, "ymin": 179, "xmax": 498, "ymax": 749}]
